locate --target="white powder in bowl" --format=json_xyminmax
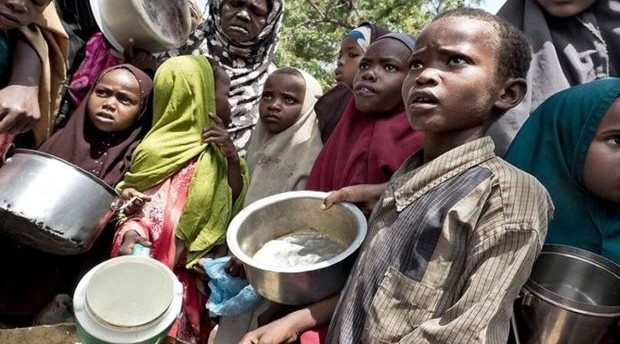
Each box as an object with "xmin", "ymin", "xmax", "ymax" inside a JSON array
[{"xmin": 253, "ymin": 230, "xmax": 346, "ymax": 268}]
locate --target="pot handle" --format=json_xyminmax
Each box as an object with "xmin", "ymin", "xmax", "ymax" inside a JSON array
[{"xmin": 511, "ymin": 290, "xmax": 532, "ymax": 344}]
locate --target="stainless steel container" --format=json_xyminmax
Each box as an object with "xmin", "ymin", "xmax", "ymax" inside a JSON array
[
  {"xmin": 0, "ymin": 149, "xmax": 119, "ymax": 255},
  {"xmin": 514, "ymin": 245, "xmax": 620, "ymax": 344},
  {"xmin": 227, "ymin": 191, "xmax": 367, "ymax": 305},
  {"xmin": 90, "ymin": 0, "xmax": 192, "ymax": 53}
]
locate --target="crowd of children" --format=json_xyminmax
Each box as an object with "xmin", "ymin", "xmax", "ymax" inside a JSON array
[{"xmin": 0, "ymin": 1, "xmax": 618, "ymax": 344}]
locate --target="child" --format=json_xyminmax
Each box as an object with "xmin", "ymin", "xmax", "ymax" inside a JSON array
[
  {"xmin": 0, "ymin": 0, "xmax": 68, "ymax": 148},
  {"xmin": 488, "ymin": 0, "xmax": 619, "ymax": 155},
  {"xmin": 244, "ymin": 67, "xmax": 323, "ymax": 205},
  {"xmin": 240, "ymin": 8, "xmax": 553, "ymax": 344},
  {"xmin": 315, "ymin": 22, "xmax": 389, "ymax": 142},
  {"xmin": 111, "ymin": 55, "xmax": 249, "ymax": 343},
  {"xmin": 39, "ymin": 64, "xmax": 153, "ymax": 186},
  {"xmin": 305, "ymin": 32, "xmax": 424, "ymax": 214},
  {"xmin": 506, "ymin": 77, "xmax": 620, "ymax": 264}
]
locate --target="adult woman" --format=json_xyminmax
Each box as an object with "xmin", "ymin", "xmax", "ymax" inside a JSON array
[{"xmin": 168, "ymin": 0, "xmax": 284, "ymax": 155}]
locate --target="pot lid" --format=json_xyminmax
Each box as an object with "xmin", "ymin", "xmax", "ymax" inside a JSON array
[{"xmin": 85, "ymin": 258, "xmax": 174, "ymax": 328}]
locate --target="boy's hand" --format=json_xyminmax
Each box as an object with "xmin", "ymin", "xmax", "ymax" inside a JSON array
[
  {"xmin": 202, "ymin": 114, "xmax": 238, "ymax": 160},
  {"xmin": 224, "ymin": 255, "xmax": 246, "ymax": 279},
  {"xmin": 123, "ymin": 38, "xmax": 160, "ymax": 72},
  {"xmin": 118, "ymin": 188, "xmax": 151, "ymax": 215},
  {"xmin": 0, "ymin": 85, "xmax": 40, "ymax": 135},
  {"xmin": 117, "ymin": 230, "xmax": 151, "ymax": 256},
  {"xmin": 238, "ymin": 314, "xmax": 301, "ymax": 344},
  {"xmin": 321, "ymin": 183, "xmax": 387, "ymax": 216}
]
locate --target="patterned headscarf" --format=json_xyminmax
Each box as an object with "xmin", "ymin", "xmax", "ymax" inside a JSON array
[{"xmin": 165, "ymin": 0, "xmax": 284, "ymax": 155}]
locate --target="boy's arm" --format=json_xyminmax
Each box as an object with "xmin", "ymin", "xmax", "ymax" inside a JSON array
[
  {"xmin": 398, "ymin": 227, "xmax": 544, "ymax": 344},
  {"xmin": 0, "ymin": 37, "xmax": 42, "ymax": 135},
  {"xmin": 321, "ymin": 183, "xmax": 387, "ymax": 216},
  {"xmin": 239, "ymin": 294, "xmax": 339, "ymax": 344}
]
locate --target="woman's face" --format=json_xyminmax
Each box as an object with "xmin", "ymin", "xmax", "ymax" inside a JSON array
[
  {"xmin": 87, "ymin": 69, "xmax": 142, "ymax": 133},
  {"xmin": 220, "ymin": 0, "xmax": 270, "ymax": 43},
  {"xmin": 0, "ymin": 0, "xmax": 50, "ymax": 30},
  {"xmin": 536, "ymin": 0, "xmax": 597, "ymax": 17},
  {"xmin": 583, "ymin": 98, "xmax": 620, "ymax": 203}
]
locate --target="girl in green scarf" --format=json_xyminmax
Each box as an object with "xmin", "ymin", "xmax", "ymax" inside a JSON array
[
  {"xmin": 505, "ymin": 77, "xmax": 620, "ymax": 264},
  {"xmin": 111, "ymin": 55, "xmax": 249, "ymax": 342}
]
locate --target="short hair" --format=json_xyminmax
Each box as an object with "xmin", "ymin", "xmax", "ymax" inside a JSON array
[
  {"xmin": 271, "ymin": 66, "xmax": 303, "ymax": 79},
  {"xmin": 433, "ymin": 8, "xmax": 531, "ymax": 81}
]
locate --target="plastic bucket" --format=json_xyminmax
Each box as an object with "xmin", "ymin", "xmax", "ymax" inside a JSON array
[
  {"xmin": 73, "ymin": 256, "xmax": 183, "ymax": 344},
  {"xmin": 513, "ymin": 245, "xmax": 620, "ymax": 344}
]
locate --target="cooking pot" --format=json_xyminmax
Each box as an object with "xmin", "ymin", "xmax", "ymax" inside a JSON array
[
  {"xmin": 0, "ymin": 149, "xmax": 119, "ymax": 255},
  {"xmin": 227, "ymin": 191, "xmax": 367, "ymax": 305},
  {"xmin": 513, "ymin": 244, "xmax": 620, "ymax": 344},
  {"xmin": 90, "ymin": 0, "xmax": 193, "ymax": 53}
]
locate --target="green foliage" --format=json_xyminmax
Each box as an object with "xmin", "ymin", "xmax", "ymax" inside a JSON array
[{"xmin": 274, "ymin": 0, "xmax": 480, "ymax": 88}]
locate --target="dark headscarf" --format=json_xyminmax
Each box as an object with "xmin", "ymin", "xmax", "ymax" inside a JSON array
[
  {"xmin": 505, "ymin": 78, "xmax": 620, "ymax": 263},
  {"xmin": 39, "ymin": 64, "xmax": 153, "ymax": 186},
  {"xmin": 315, "ymin": 22, "xmax": 390, "ymax": 142}
]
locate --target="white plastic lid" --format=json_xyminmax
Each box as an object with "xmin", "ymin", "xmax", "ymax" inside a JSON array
[{"xmin": 85, "ymin": 258, "xmax": 174, "ymax": 328}]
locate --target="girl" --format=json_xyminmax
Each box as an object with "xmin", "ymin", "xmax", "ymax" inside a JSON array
[
  {"xmin": 111, "ymin": 55, "xmax": 249, "ymax": 343},
  {"xmin": 40, "ymin": 64, "xmax": 153, "ymax": 186},
  {"xmin": 306, "ymin": 33, "xmax": 424, "ymax": 214},
  {"xmin": 315, "ymin": 22, "xmax": 389, "ymax": 142},
  {"xmin": 244, "ymin": 67, "xmax": 323, "ymax": 206},
  {"xmin": 506, "ymin": 77, "xmax": 620, "ymax": 264}
]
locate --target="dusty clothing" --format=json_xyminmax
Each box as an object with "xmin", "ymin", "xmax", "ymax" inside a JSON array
[
  {"xmin": 489, "ymin": 0, "xmax": 620, "ymax": 155},
  {"xmin": 327, "ymin": 137, "xmax": 553, "ymax": 344}
]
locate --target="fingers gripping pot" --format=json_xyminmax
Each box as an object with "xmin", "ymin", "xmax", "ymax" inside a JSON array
[
  {"xmin": 0, "ymin": 149, "xmax": 120, "ymax": 255},
  {"xmin": 227, "ymin": 191, "xmax": 368, "ymax": 305}
]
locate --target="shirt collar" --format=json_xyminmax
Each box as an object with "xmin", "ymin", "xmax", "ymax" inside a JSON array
[{"xmin": 387, "ymin": 137, "xmax": 496, "ymax": 212}]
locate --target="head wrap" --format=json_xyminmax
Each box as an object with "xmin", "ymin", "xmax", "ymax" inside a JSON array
[
  {"xmin": 40, "ymin": 64, "xmax": 153, "ymax": 186},
  {"xmin": 245, "ymin": 68, "xmax": 323, "ymax": 205},
  {"xmin": 375, "ymin": 32, "xmax": 416, "ymax": 52},
  {"xmin": 505, "ymin": 77, "xmax": 620, "ymax": 263}
]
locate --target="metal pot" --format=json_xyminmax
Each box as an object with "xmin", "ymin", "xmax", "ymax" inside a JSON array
[
  {"xmin": 0, "ymin": 149, "xmax": 119, "ymax": 255},
  {"xmin": 513, "ymin": 244, "xmax": 620, "ymax": 344},
  {"xmin": 227, "ymin": 191, "xmax": 367, "ymax": 305},
  {"xmin": 90, "ymin": 0, "xmax": 192, "ymax": 53}
]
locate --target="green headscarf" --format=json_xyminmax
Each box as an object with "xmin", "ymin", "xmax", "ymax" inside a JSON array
[
  {"xmin": 117, "ymin": 55, "xmax": 248, "ymax": 266},
  {"xmin": 505, "ymin": 77, "xmax": 620, "ymax": 263}
]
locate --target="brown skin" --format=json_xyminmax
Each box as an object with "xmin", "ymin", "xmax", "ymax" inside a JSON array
[
  {"xmin": 353, "ymin": 38, "xmax": 411, "ymax": 116},
  {"xmin": 0, "ymin": 0, "xmax": 50, "ymax": 30},
  {"xmin": 0, "ymin": 38, "xmax": 41, "ymax": 135},
  {"xmin": 535, "ymin": 0, "xmax": 597, "ymax": 17},
  {"xmin": 259, "ymin": 72, "xmax": 306, "ymax": 134},
  {"xmin": 335, "ymin": 36, "xmax": 365, "ymax": 87},
  {"xmin": 220, "ymin": 0, "xmax": 269, "ymax": 43},
  {"xmin": 86, "ymin": 69, "xmax": 142, "ymax": 133},
  {"xmin": 403, "ymin": 17, "xmax": 526, "ymax": 163},
  {"xmin": 583, "ymin": 98, "xmax": 620, "ymax": 203}
]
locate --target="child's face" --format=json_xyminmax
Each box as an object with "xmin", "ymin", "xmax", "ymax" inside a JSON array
[
  {"xmin": 259, "ymin": 73, "xmax": 305, "ymax": 134},
  {"xmin": 214, "ymin": 68, "xmax": 232, "ymax": 127},
  {"xmin": 87, "ymin": 69, "xmax": 142, "ymax": 133},
  {"xmin": 0, "ymin": 0, "xmax": 51, "ymax": 30},
  {"xmin": 352, "ymin": 39, "xmax": 410, "ymax": 115},
  {"xmin": 582, "ymin": 98, "xmax": 620, "ymax": 203},
  {"xmin": 402, "ymin": 17, "xmax": 502, "ymax": 135},
  {"xmin": 536, "ymin": 0, "xmax": 597, "ymax": 17},
  {"xmin": 335, "ymin": 36, "xmax": 364, "ymax": 87}
]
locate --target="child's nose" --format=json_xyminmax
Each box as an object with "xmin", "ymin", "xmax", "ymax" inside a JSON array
[
  {"xmin": 6, "ymin": 0, "xmax": 28, "ymax": 13},
  {"xmin": 415, "ymin": 68, "xmax": 439, "ymax": 86}
]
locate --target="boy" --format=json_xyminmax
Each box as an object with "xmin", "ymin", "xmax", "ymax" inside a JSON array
[{"xmin": 240, "ymin": 8, "xmax": 553, "ymax": 344}]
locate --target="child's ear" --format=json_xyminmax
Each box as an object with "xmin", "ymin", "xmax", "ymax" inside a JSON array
[{"xmin": 494, "ymin": 77, "xmax": 527, "ymax": 111}]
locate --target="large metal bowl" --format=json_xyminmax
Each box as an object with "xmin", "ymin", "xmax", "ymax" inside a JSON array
[
  {"xmin": 90, "ymin": 0, "xmax": 193, "ymax": 53},
  {"xmin": 0, "ymin": 149, "xmax": 119, "ymax": 255},
  {"xmin": 227, "ymin": 191, "xmax": 367, "ymax": 305}
]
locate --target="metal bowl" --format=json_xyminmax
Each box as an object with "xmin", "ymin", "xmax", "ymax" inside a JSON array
[
  {"xmin": 89, "ymin": 0, "xmax": 193, "ymax": 53},
  {"xmin": 227, "ymin": 191, "xmax": 367, "ymax": 305},
  {"xmin": 0, "ymin": 149, "xmax": 119, "ymax": 255}
]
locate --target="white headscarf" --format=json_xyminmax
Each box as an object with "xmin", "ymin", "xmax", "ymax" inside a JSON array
[{"xmin": 244, "ymin": 69, "xmax": 323, "ymax": 206}]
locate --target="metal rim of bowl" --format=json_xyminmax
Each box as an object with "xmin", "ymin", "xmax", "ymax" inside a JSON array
[
  {"xmin": 524, "ymin": 244, "xmax": 620, "ymax": 317},
  {"xmin": 226, "ymin": 190, "xmax": 368, "ymax": 274},
  {"xmin": 88, "ymin": 0, "xmax": 125, "ymax": 53},
  {"xmin": 11, "ymin": 149, "xmax": 118, "ymax": 196}
]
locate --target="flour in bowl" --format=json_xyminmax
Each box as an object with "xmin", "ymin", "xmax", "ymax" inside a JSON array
[{"xmin": 253, "ymin": 230, "xmax": 346, "ymax": 268}]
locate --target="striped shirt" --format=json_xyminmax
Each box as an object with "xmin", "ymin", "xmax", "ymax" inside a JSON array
[{"xmin": 326, "ymin": 137, "xmax": 554, "ymax": 344}]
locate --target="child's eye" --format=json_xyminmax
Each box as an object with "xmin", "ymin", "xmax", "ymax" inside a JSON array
[
  {"xmin": 348, "ymin": 52, "xmax": 359, "ymax": 59},
  {"xmin": 284, "ymin": 96, "xmax": 297, "ymax": 105},
  {"xmin": 261, "ymin": 93, "xmax": 273, "ymax": 100},
  {"xmin": 447, "ymin": 55, "xmax": 469, "ymax": 66},
  {"xmin": 94, "ymin": 88, "xmax": 110, "ymax": 97},
  {"xmin": 359, "ymin": 62, "xmax": 368, "ymax": 70},
  {"xmin": 409, "ymin": 60, "xmax": 423, "ymax": 70},
  {"xmin": 384, "ymin": 64, "xmax": 397, "ymax": 72},
  {"xmin": 605, "ymin": 136, "xmax": 620, "ymax": 146}
]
